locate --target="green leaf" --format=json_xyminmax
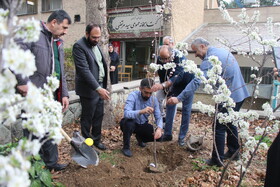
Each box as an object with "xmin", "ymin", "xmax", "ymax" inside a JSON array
[
  {"xmin": 30, "ymin": 179, "xmax": 42, "ymax": 187},
  {"xmin": 33, "ymin": 154, "xmax": 42, "ymax": 161},
  {"xmin": 34, "ymin": 161, "xmax": 45, "ymax": 174},
  {"xmin": 29, "ymin": 166, "xmax": 36, "ymax": 179},
  {"xmin": 53, "ymin": 182, "xmax": 66, "ymax": 187},
  {"xmin": 39, "ymin": 170, "xmax": 52, "ymax": 187}
]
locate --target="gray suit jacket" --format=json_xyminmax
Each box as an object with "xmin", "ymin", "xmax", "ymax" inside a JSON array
[
  {"xmin": 16, "ymin": 21, "xmax": 69, "ymax": 99},
  {"xmin": 73, "ymin": 37, "xmax": 108, "ymax": 98}
]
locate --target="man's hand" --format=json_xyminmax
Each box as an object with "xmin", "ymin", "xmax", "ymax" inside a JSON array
[
  {"xmin": 167, "ymin": 97, "xmax": 180, "ymax": 105},
  {"xmin": 97, "ymin": 88, "xmax": 110, "ymax": 100},
  {"xmin": 62, "ymin": 97, "xmax": 69, "ymax": 112},
  {"xmin": 139, "ymin": 106, "xmax": 154, "ymax": 114},
  {"xmin": 154, "ymin": 127, "xmax": 162, "ymax": 140},
  {"xmin": 110, "ymin": 66, "xmax": 116, "ymax": 72},
  {"xmin": 151, "ymin": 83, "xmax": 163, "ymax": 92},
  {"xmin": 16, "ymin": 85, "xmax": 28, "ymax": 96}
]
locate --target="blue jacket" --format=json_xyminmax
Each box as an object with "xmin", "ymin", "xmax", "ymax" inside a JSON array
[
  {"xmin": 178, "ymin": 47, "xmax": 250, "ymax": 103},
  {"xmin": 124, "ymin": 90, "xmax": 163, "ymax": 128},
  {"xmin": 157, "ymin": 51, "xmax": 194, "ymax": 97}
]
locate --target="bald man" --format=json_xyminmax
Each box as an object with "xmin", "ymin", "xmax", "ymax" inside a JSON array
[{"xmin": 152, "ymin": 45, "xmax": 194, "ymax": 146}]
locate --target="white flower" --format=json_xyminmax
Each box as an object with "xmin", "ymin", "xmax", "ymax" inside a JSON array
[
  {"xmin": 149, "ymin": 63, "xmax": 161, "ymax": 72},
  {"xmin": 192, "ymin": 101, "xmax": 215, "ymax": 116},
  {"xmin": 0, "ymin": 8, "xmax": 9, "ymax": 35},
  {"xmin": 259, "ymin": 142, "xmax": 268, "ymax": 150},
  {"xmin": 0, "ymin": 69, "xmax": 17, "ymax": 95},
  {"xmin": 3, "ymin": 45, "xmax": 36, "ymax": 77},
  {"xmin": 255, "ymin": 126, "xmax": 265, "ymax": 135},
  {"xmin": 163, "ymin": 62, "xmax": 176, "ymax": 70},
  {"xmin": 262, "ymin": 102, "xmax": 275, "ymax": 120},
  {"xmin": 15, "ymin": 17, "xmax": 41, "ymax": 42}
]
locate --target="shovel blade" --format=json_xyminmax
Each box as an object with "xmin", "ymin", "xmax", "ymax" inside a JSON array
[{"xmin": 71, "ymin": 142, "xmax": 99, "ymax": 167}]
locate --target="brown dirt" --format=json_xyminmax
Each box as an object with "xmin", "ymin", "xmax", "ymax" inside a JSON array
[{"xmin": 54, "ymin": 113, "xmax": 268, "ymax": 187}]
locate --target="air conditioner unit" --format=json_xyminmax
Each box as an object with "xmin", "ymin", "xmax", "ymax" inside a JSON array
[{"xmin": 243, "ymin": 0, "xmax": 257, "ymax": 4}]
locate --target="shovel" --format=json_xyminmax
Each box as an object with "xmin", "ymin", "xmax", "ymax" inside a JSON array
[{"xmin": 60, "ymin": 128, "xmax": 99, "ymax": 168}]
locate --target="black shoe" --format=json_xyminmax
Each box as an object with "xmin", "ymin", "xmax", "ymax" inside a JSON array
[
  {"xmin": 94, "ymin": 142, "xmax": 106, "ymax": 150},
  {"xmin": 178, "ymin": 139, "xmax": 185, "ymax": 147},
  {"xmin": 224, "ymin": 152, "xmax": 240, "ymax": 161},
  {"xmin": 205, "ymin": 158, "xmax": 223, "ymax": 167},
  {"xmin": 162, "ymin": 135, "xmax": 173, "ymax": 142},
  {"xmin": 136, "ymin": 135, "xmax": 146, "ymax": 147},
  {"xmin": 47, "ymin": 163, "xmax": 68, "ymax": 172},
  {"xmin": 138, "ymin": 141, "xmax": 146, "ymax": 148},
  {"xmin": 122, "ymin": 148, "xmax": 132, "ymax": 157}
]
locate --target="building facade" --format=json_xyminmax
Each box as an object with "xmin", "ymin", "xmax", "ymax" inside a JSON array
[{"xmin": 1, "ymin": 0, "xmax": 215, "ymax": 80}]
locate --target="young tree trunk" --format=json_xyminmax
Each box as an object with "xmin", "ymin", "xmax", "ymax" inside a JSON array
[{"xmin": 85, "ymin": 0, "xmax": 115, "ymax": 128}]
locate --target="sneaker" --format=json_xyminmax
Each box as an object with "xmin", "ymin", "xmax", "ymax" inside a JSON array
[
  {"xmin": 122, "ymin": 149, "xmax": 132, "ymax": 157},
  {"xmin": 205, "ymin": 158, "xmax": 223, "ymax": 167},
  {"xmin": 162, "ymin": 135, "xmax": 173, "ymax": 142},
  {"xmin": 178, "ymin": 139, "xmax": 185, "ymax": 147},
  {"xmin": 224, "ymin": 152, "xmax": 240, "ymax": 161}
]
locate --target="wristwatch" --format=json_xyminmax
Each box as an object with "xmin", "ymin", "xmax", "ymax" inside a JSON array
[{"xmin": 161, "ymin": 82, "xmax": 166, "ymax": 89}]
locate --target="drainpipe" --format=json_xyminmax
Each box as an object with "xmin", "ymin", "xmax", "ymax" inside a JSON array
[{"xmin": 272, "ymin": 80, "xmax": 280, "ymax": 109}]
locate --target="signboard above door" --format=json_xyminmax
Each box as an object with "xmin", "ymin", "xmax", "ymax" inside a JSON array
[{"xmin": 108, "ymin": 8, "xmax": 163, "ymax": 34}]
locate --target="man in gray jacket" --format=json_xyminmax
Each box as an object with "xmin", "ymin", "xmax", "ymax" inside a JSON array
[
  {"xmin": 16, "ymin": 10, "xmax": 71, "ymax": 171},
  {"xmin": 73, "ymin": 23, "xmax": 110, "ymax": 150}
]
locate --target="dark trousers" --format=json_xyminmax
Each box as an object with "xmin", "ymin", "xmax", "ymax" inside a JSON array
[
  {"xmin": 212, "ymin": 100, "xmax": 244, "ymax": 161},
  {"xmin": 23, "ymin": 129, "xmax": 58, "ymax": 167},
  {"xmin": 80, "ymin": 96, "xmax": 104, "ymax": 143},
  {"xmin": 120, "ymin": 118, "xmax": 154, "ymax": 149},
  {"xmin": 264, "ymin": 132, "xmax": 280, "ymax": 187},
  {"xmin": 110, "ymin": 70, "xmax": 118, "ymax": 85}
]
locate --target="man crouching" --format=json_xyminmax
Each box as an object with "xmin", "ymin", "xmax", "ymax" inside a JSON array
[{"xmin": 120, "ymin": 78, "xmax": 163, "ymax": 157}]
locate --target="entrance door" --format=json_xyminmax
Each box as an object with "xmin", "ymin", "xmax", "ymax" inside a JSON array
[{"xmin": 125, "ymin": 41, "xmax": 153, "ymax": 80}]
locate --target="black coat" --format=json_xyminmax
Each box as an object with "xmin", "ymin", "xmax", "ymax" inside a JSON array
[{"xmin": 73, "ymin": 37, "xmax": 108, "ymax": 98}]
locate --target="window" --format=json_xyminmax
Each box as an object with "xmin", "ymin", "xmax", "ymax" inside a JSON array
[
  {"xmin": 18, "ymin": 0, "xmax": 37, "ymax": 15},
  {"xmin": 107, "ymin": 0, "xmax": 159, "ymax": 9},
  {"xmin": 42, "ymin": 0, "xmax": 62, "ymax": 12}
]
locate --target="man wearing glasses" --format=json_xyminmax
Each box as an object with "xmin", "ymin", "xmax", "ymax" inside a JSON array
[{"xmin": 152, "ymin": 45, "xmax": 194, "ymax": 146}]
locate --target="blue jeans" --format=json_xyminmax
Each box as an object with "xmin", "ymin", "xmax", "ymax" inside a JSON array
[
  {"xmin": 212, "ymin": 100, "xmax": 244, "ymax": 161},
  {"xmin": 164, "ymin": 94, "xmax": 194, "ymax": 140}
]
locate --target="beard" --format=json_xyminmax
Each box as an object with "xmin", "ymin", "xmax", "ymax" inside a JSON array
[
  {"xmin": 141, "ymin": 94, "xmax": 150, "ymax": 101},
  {"xmin": 87, "ymin": 37, "xmax": 98, "ymax": 47}
]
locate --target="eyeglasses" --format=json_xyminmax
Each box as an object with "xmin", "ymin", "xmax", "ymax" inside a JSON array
[{"xmin": 159, "ymin": 56, "xmax": 172, "ymax": 62}]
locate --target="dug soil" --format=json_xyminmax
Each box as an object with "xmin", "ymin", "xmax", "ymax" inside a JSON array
[{"xmin": 54, "ymin": 113, "xmax": 269, "ymax": 187}]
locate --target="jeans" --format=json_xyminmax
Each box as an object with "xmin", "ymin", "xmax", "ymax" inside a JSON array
[
  {"xmin": 155, "ymin": 89, "xmax": 166, "ymax": 118},
  {"xmin": 164, "ymin": 93, "xmax": 194, "ymax": 140},
  {"xmin": 212, "ymin": 100, "xmax": 244, "ymax": 162}
]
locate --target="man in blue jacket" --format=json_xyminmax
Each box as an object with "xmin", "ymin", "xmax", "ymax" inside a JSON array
[
  {"xmin": 168, "ymin": 38, "xmax": 250, "ymax": 167},
  {"xmin": 120, "ymin": 78, "xmax": 163, "ymax": 157},
  {"xmin": 153, "ymin": 45, "xmax": 194, "ymax": 146}
]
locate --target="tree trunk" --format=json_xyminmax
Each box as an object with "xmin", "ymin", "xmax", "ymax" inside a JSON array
[{"xmin": 85, "ymin": 0, "xmax": 115, "ymax": 128}]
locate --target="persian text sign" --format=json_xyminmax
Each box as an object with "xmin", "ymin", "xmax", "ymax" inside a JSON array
[{"xmin": 108, "ymin": 12, "xmax": 163, "ymax": 33}]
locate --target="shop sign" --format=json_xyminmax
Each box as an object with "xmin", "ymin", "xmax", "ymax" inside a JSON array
[{"xmin": 108, "ymin": 8, "xmax": 163, "ymax": 33}]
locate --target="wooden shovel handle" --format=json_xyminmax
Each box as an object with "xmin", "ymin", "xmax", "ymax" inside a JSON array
[{"xmin": 60, "ymin": 128, "xmax": 72, "ymax": 143}]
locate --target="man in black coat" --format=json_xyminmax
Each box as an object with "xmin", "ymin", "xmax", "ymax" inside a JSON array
[{"xmin": 73, "ymin": 23, "xmax": 110, "ymax": 150}]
